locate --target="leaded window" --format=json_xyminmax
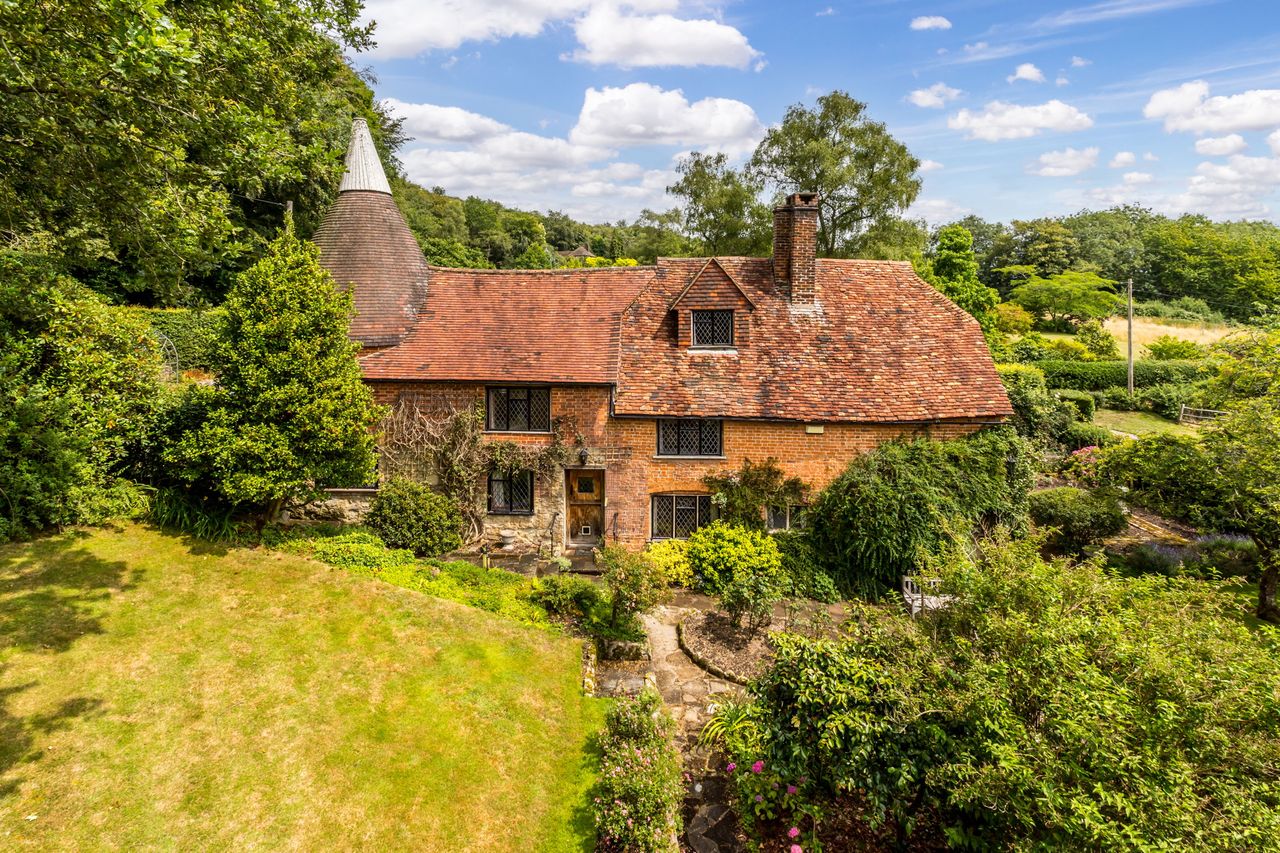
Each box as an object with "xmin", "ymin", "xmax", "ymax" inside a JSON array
[
  {"xmin": 767, "ymin": 505, "xmax": 808, "ymax": 531},
  {"xmin": 488, "ymin": 469, "xmax": 533, "ymax": 514},
  {"xmin": 486, "ymin": 387, "xmax": 551, "ymax": 432},
  {"xmin": 657, "ymin": 419, "xmax": 722, "ymax": 457},
  {"xmin": 651, "ymin": 494, "xmax": 713, "ymax": 539},
  {"xmin": 691, "ymin": 310, "xmax": 734, "ymax": 347}
]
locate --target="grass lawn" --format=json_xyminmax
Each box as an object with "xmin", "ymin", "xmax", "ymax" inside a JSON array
[
  {"xmin": 1095, "ymin": 408, "xmax": 1199, "ymax": 437},
  {"xmin": 0, "ymin": 524, "xmax": 604, "ymax": 851}
]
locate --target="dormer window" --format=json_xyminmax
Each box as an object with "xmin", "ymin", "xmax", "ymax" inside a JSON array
[{"xmin": 691, "ymin": 310, "xmax": 734, "ymax": 348}]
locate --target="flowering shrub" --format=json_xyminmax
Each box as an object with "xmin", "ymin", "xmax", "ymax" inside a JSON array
[
  {"xmin": 593, "ymin": 690, "xmax": 683, "ymax": 853},
  {"xmin": 644, "ymin": 538, "xmax": 693, "ymax": 587},
  {"xmin": 598, "ymin": 544, "xmax": 669, "ymax": 629}
]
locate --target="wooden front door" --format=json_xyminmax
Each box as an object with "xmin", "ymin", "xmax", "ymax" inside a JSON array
[{"xmin": 565, "ymin": 469, "xmax": 605, "ymax": 546}]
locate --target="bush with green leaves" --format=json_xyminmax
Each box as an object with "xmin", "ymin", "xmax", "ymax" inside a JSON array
[
  {"xmin": 1076, "ymin": 318, "xmax": 1121, "ymax": 359},
  {"xmin": 808, "ymin": 427, "xmax": 1033, "ymax": 597},
  {"xmin": 644, "ymin": 538, "xmax": 693, "ymax": 587},
  {"xmin": 1095, "ymin": 434, "xmax": 1230, "ymax": 529},
  {"xmin": 1008, "ymin": 332, "xmax": 1051, "ymax": 363},
  {"xmin": 720, "ymin": 562, "xmax": 786, "ymax": 634},
  {"xmin": 1061, "ymin": 420, "xmax": 1115, "ymax": 450},
  {"xmin": 1136, "ymin": 381, "xmax": 1202, "ymax": 420},
  {"xmin": 364, "ymin": 477, "xmax": 464, "ymax": 557},
  {"xmin": 598, "ymin": 544, "xmax": 669, "ymax": 629},
  {"xmin": 1134, "ymin": 296, "xmax": 1225, "ymax": 324},
  {"xmin": 533, "ymin": 573, "xmax": 605, "ymax": 621},
  {"xmin": 1029, "ymin": 487, "xmax": 1127, "ymax": 552},
  {"xmin": 995, "ymin": 302, "xmax": 1034, "ymax": 335},
  {"xmin": 995, "ymin": 364, "xmax": 1074, "ymax": 442},
  {"xmin": 1093, "ymin": 385, "xmax": 1138, "ymax": 410},
  {"xmin": 1146, "ymin": 334, "xmax": 1208, "ymax": 360},
  {"xmin": 1035, "ymin": 358, "xmax": 1213, "ymax": 390},
  {"xmin": 772, "ymin": 530, "xmax": 840, "ymax": 603},
  {"xmin": 685, "ymin": 521, "xmax": 783, "ymax": 595},
  {"xmin": 748, "ymin": 534, "xmax": 1280, "ymax": 850},
  {"xmin": 122, "ymin": 307, "xmax": 225, "ymax": 372},
  {"xmin": 1053, "ymin": 388, "xmax": 1095, "ymax": 421},
  {"xmin": 592, "ymin": 689, "xmax": 683, "ymax": 853},
  {"xmin": 702, "ymin": 458, "xmax": 808, "ymax": 530}
]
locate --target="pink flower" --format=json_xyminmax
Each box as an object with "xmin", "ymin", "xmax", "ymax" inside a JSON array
[
  {"xmin": 788, "ymin": 827, "xmax": 800, "ymax": 838},
  {"xmin": 751, "ymin": 760, "xmax": 764, "ymax": 774},
  {"xmin": 787, "ymin": 785, "xmax": 797, "ymax": 795},
  {"xmin": 725, "ymin": 762, "xmax": 736, "ymax": 773},
  {"xmin": 754, "ymin": 794, "xmax": 763, "ymax": 803},
  {"xmin": 790, "ymin": 845, "xmax": 803, "ymax": 853}
]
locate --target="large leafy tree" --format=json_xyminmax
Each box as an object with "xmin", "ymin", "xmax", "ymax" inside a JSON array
[
  {"xmin": 924, "ymin": 224, "xmax": 1000, "ymax": 335},
  {"xmin": 1143, "ymin": 216, "xmax": 1280, "ymax": 319},
  {"xmin": 748, "ymin": 91, "xmax": 921, "ymax": 257},
  {"xmin": 1007, "ymin": 269, "xmax": 1120, "ymax": 328},
  {"xmin": 0, "ymin": 0, "xmax": 396, "ymax": 303},
  {"xmin": 169, "ymin": 224, "xmax": 382, "ymax": 527},
  {"xmin": 668, "ymin": 152, "xmax": 771, "ymax": 256}
]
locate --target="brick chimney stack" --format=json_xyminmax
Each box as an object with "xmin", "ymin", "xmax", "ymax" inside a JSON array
[{"xmin": 772, "ymin": 192, "xmax": 819, "ymax": 304}]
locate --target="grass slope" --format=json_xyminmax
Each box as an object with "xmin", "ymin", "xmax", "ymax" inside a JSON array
[
  {"xmin": 0, "ymin": 524, "xmax": 603, "ymax": 851},
  {"xmin": 1095, "ymin": 408, "xmax": 1199, "ymax": 437}
]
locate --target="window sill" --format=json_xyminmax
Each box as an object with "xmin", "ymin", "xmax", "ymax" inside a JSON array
[
  {"xmin": 688, "ymin": 347, "xmax": 737, "ymax": 354},
  {"xmin": 487, "ymin": 510, "xmax": 535, "ymax": 517},
  {"xmin": 483, "ymin": 430, "xmax": 553, "ymax": 435},
  {"xmin": 653, "ymin": 455, "xmax": 726, "ymax": 461}
]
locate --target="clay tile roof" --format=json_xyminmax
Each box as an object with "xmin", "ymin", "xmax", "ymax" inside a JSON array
[
  {"xmin": 357, "ymin": 267, "xmax": 655, "ymax": 384},
  {"xmin": 313, "ymin": 121, "xmax": 427, "ymax": 348},
  {"xmin": 613, "ymin": 258, "xmax": 1013, "ymax": 423}
]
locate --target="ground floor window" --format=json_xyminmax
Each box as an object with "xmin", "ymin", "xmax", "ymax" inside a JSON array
[
  {"xmin": 651, "ymin": 494, "xmax": 713, "ymax": 539},
  {"xmin": 767, "ymin": 504, "xmax": 808, "ymax": 531},
  {"xmin": 488, "ymin": 469, "xmax": 533, "ymax": 514}
]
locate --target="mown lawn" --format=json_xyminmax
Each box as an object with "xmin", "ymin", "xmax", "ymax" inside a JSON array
[
  {"xmin": 1095, "ymin": 407, "xmax": 1199, "ymax": 437},
  {"xmin": 0, "ymin": 524, "xmax": 604, "ymax": 851}
]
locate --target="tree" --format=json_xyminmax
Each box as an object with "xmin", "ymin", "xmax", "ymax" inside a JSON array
[
  {"xmin": 748, "ymin": 91, "xmax": 921, "ymax": 257},
  {"xmin": 923, "ymin": 225, "xmax": 1000, "ymax": 336},
  {"xmin": 169, "ymin": 224, "xmax": 382, "ymax": 529},
  {"xmin": 1008, "ymin": 269, "xmax": 1120, "ymax": 329},
  {"xmin": 668, "ymin": 152, "xmax": 771, "ymax": 256},
  {"xmin": 1143, "ymin": 216, "xmax": 1280, "ymax": 320},
  {"xmin": 0, "ymin": 0, "xmax": 389, "ymax": 303},
  {"xmin": 1202, "ymin": 394, "xmax": 1280, "ymax": 622}
]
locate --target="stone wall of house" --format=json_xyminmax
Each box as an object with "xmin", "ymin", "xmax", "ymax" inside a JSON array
[{"xmin": 369, "ymin": 380, "xmax": 996, "ymax": 554}]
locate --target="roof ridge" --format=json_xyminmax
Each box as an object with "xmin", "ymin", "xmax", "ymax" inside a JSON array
[{"xmin": 426, "ymin": 264, "xmax": 657, "ymax": 274}]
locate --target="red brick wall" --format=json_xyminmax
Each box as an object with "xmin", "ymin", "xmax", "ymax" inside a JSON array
[{"xmin": 371, "ymin": 380, "xmax": 993, "ymax": 552}]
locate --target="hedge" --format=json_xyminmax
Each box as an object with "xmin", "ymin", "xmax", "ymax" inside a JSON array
[
  {"xmin": 1034, "ymin": 359, "xmax": 1213, "ymax": 391},
  {"xmin": 1054, "ymin": 389, "xmax": 1095, "ymax": 421},
  {"xmin": 118, "ymin": 307, "xmax": 225, "ymax": 372}
]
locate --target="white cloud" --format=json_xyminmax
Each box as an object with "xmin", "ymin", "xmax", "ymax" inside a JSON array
[
  {"xmin": 1109, "ymin": 151, "xmax": 1136, "ymax": 167},
  {"xmin": 1123, "ymin": 171, "xmax": 1154, "ymax": 184},
  {"xmin": 1270, "ymin": 130, "xmax": 1280, "ymax": 156},
  {"xmin": 919, "ymin": 159, "xmax": 944, "ymax": 172},
  {"xmin": 1033, "ymin": 0, "xmax": 1206, "ymax": 31},
  {"xmin": 1144, "ymin": 151, "xmax": 1159, "ymax": 161},
  {"xmin": 908, "ymin": 197, "xmax": 970, "ymax": 224},
  {"xmin": 910, "ymin": 15, "xmax": 952, "ymax": 30},
  {"xmin": 1007, "ymin": 63, "xmax": 1046, "ymax": 84},
  {"xmin": 384, "ymin": 98, "xmax": 509, "ymax": 143},
  {"xmin": 569, "ymin": 3, "xmax": 762, "ymax": 69},
  {"xmin": 948, "ymin": 99, "xmax": 1093, "ymax": 141},
  {"xmin": 1029, "ymin": 146, "xmax": 1099, "ymax": 176},
  {"xmin": 1144, "ymin": 80, "xmax": 1280, "ymax": 133},
  {"xmin": 907, "ymin": 82, "xmax": 962, "ymax": 109},
  {"xmin": 1071, "ymin": 55, "xmax": 1090, "ymax": 67},
  {"xmin": 1056, "ymin": 75, "xmax": 1069, "ymax": 86},
  {"xmin": 816, "ymin": 6, "xmax": 835, "ymax": 16},
  {"xmin": 1194, "ymin": 134, "xmax": 1248, "ymax": 156},
  {"xmin": 363, "ymin": 0, "xmax": 589, "ymax": 56},
  {"xmin": 569, "ymin": 83, "xmax": 763, "ymax": 152},
  {"xmin": 1166, "ymin": 153, "xmax": 1280, "ymax": 218}
]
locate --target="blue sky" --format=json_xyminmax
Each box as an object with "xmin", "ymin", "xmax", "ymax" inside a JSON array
[{"xmin": 356, "ymin": 0, "xmax": 1280, "ymax": 225}]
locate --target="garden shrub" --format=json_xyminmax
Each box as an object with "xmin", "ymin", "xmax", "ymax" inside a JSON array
[
  {"xmin": 1035, "ymin": 358, "xmax": 1213, "ymax": 391},
  {"xmin": 1061, "ymin": 421, "xmax": 1114, "ymax": 451},
  {"xmin": 1119, "ymin": 542, "xmax": 1190, "ymax": 577},
  {"xmin": 1053, "ymin": 388, "xmax": 1095, "ymax": 420},
  {"xmin": 995, "ymin": 364, "xmax": 1074, "ymax": 442},
  {"xmin": 1029, "ymin": 486, "xmax": 1127, "ymax": 552},
  {"xmin": 685, "ymin": 521, "xmax": 783, "ymax": 595},
  {"xmin": 1094, "ymin": 434, "xmax": 1230, "ymax": 529},
  {"xmin": 773, "ymin": 530, "xmax": 840, "ymax": 603},
  {"xmin": 1008, "ymin": 332, "xmax": 1051, "ymax": 363},
  {"xmin": 995, "ymin": 302, "xmax": 1034, "ymax": 335},
  {"xmin": 1133, "ymin": 296, "xmax": 1225, "ymax": 324},
  {"xmin": 748, "ymin": 534, "xmax": 1280, "ymax": 850},
  {"xmin": 1093, "ymin": 385, "xmax": 1138, "ymax": 410},
  {"xmin": 311, "ymin": 532, "xmax": 415, "ymax": 569},
  {"xmin": 1136, "ymin": 381, "xmax": 1202, "ymax": 420},
  {"xmin": 593, "ymin": 689, "xmax": 683, "ymax": 853},
  {"xmin": 365, "ymin": 477, "xmax": 464, "ymax": 557},
  {"xmin": 1188, "ymin": 534, "xmax": 1261, "ymax": 580},
  {"xmin": 808, "ymin": 427, "xmax": 1033, "ymax": 597},
  {"xmin": 1045, "ymin": 337, "xmax": 1092, "ymax": 361},
  {"xmin": 720, "ymin": 561, "xmax": 786, "ymax": 633},
  {"xmin": 598, "ymin": 544, "xmax": 669, "ymax": 629},
  {"xmin": 533, "ymin": 573, "xmax": 604, "ymax": 621},
  {"xmin": 1146, "ymin": 334, "xmax": 1207, "ymax": 360},
  {"xmin": 1076, "ymin": 318, "xmax": 1121, "ymax": 359},
  {"xmin": 644, "ymin": 538, "xmax": 693, "ymax": 587},
  {"xmin": 121, "ymin": 306, "xmax": 225, "ymax": 372},
  {"xmin": 702, "ymin": 458, "xmax": 807, "ymax": 530}
]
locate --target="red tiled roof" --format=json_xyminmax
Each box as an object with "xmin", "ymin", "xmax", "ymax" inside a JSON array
[
  {"xmin": 313, "ymin": 190, "xmax": 429, "ymax": 348},
  {"xmin": 612, "ymin": 258, "xmax": 1012, "ymax": 423},
  {"xmin": 357, "ymin": 266, "xmax": 654, "ymax": 384}
]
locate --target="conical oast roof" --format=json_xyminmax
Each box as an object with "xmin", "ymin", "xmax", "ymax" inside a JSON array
[{"xmin": 313, "ymin": 118, "xmax": 428, "ymax": 348}]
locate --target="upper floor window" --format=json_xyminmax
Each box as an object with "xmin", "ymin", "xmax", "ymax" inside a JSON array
[
  {"xmin": 691, "ymin": 310, "xmax": 734, "ymax": 347},
  {"xmin": 657, "ymin": 419, "xmax": 723, "ymax": 457},
  {"xmin": 487, "ymin": 386, "xmax": 551, "ymax": 432}
]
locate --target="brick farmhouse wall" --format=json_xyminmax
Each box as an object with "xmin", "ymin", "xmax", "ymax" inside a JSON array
[{"xmin": 370, "ymin": 381, "xmax": 993, "ymax": 552}]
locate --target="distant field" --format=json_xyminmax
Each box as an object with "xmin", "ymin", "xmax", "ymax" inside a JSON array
[{"xmin": 1103, "ymin": 316, "xmax": 1233, "ymax": 352}]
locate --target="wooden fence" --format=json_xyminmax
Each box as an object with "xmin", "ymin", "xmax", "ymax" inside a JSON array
[{"xmin": 1179, "ymin": 404, "xmax": 1227, "ymax": 425}]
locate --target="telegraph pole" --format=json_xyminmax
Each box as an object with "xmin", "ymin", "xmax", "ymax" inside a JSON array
[{"xmin": 1126, "ymin": 277, "xmax": 1135, "ymax": 396}]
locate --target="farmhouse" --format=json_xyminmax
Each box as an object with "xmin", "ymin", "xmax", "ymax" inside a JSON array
[{"xmin": 315, "ymin": 119, "xmax": 1012, "ymax": 552}]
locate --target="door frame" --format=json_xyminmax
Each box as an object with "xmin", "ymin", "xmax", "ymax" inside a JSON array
[{"xmin": 564, "ymin": 467, "xmax": 606, "ymax": 548}]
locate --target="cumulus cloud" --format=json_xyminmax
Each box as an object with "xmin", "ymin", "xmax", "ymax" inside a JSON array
[
  {"xmin": 1071, "ymin": 55, "xmax": 1090, "ymax": 67},
  {"xmin": 1167, "ymin": 153, "xmax": 1280, "ymax": 218},
  {"xmin": 569, "ymin": 3, "xmax": 762, "ymax": 69},
  {"xmin": 384, "ymin": 99, "xmax": 509, "ymax": 143},
  {"xmin": 569, "ymin": 83, "xmax": 763, "ymax": 152},
  {"xmin": 1270, "ymin": 130, "xmax": 1280, "ymax": 156},
  {"xmin": 1056, "ymin": 75, "xmax": 1069, "ymax": 86},
  {"xmin": 1007, "ymin": 63, "xmax": 1046, "ymax": 84},
  {"xmin": 1109, "ymin": 151, "xmax": 1136, "ymax": 167},
  {"xmin": 948, "ymin": 99, "xmax": 1093, "ymax": 141},
  {"xmin": 816, "ymin": 6, "xmax": 835, "ymax": 16},
  {"xmin": 1144, "ymin": 80, "xmax": 1280, "ymax": 133},
  {"xmin": 1194, "ymin": 134, "xmax": 1248, "ymax": 156},
  {"xmin": 907, "ymin": 82, "xmax": 962, "ymax": 108},
  {"xmin": 1123, "ymin": 171, "xmax": 1154, "ymax": 184},
  {"xmin": 908, "ymin": 197, "xmax": 970, "ymax": 224},
  {"xmin": 1029, "ymin": 146, "xmax": 1098, "ymax": 176},
  {"xmin": 1144, "ymin": 151, "xmax": 1160, "ymax": 161},
  {"xmin": 919, "ymin": 159, "xmax": 944, "ymax": 172},
  {"xmin": 910, "ymin": 15, "xmax": 952, "ymax": 30},
  {"xmin": 363, "ymin": 0, "xmax": 589, "ymax": 56}
]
